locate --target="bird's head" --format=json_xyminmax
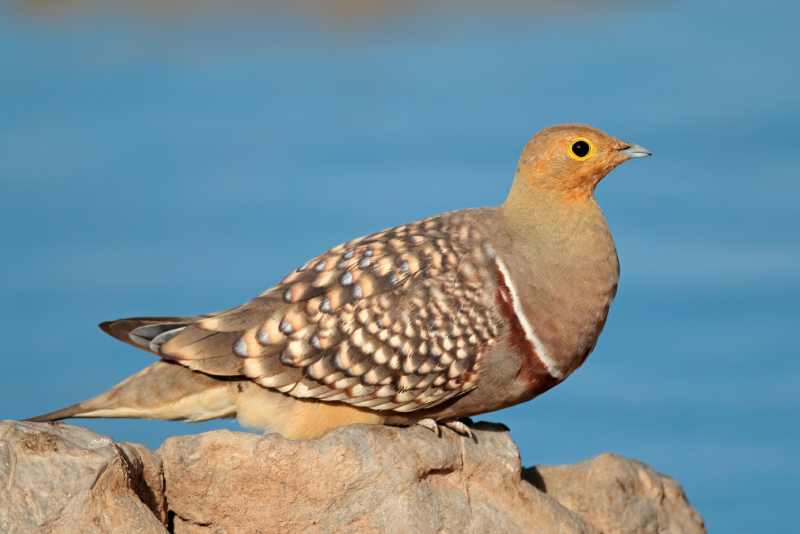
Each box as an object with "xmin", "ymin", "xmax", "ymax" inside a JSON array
[{"xmin": 509, "ymin": 124, "xmax": 651, "ymax": 204}]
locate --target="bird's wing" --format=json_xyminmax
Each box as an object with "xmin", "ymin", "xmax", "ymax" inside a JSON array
[{"xmin": 130, "ymin": 212, "xmax": 503, "ymax": 412}]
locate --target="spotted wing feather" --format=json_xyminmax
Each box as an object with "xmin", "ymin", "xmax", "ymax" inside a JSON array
[{"xmin": 158, "ymin": 212, "xmax": 502, "ymax": 412}]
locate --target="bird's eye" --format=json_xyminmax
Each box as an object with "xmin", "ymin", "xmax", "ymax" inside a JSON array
[{"xmin": 568, "ymin": 138, "xmax": 594, "ymax": 161}]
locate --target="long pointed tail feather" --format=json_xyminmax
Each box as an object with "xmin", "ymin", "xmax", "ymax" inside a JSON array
[
  {"xmin": 26, "ymin": 361, "xmax": 237, "ymax": 423},
  {"xmin": 26, "ymin": 402, "xmax": 90, "ymax": 423}
]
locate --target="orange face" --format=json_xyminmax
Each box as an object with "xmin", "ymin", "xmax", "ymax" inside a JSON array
[{"xmin": 516, "ymin": 124, "xmax": 651, "ymax": 201}]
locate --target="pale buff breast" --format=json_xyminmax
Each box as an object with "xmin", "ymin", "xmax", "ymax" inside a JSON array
[{"xmin": 474, "ymin": 203, "xmax": 619, "ymax": 384}]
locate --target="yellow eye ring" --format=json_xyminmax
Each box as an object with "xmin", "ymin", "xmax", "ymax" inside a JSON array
[{"xmin": 567, "ymin": 137, "xmax": 594, "ymax": 161}]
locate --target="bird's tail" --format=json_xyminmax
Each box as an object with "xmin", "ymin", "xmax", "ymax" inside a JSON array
[
  {"xmin": 26, "ymin": 361, "xmax": 238, "ymax": 423},
  {"xmin": 98, "ymin": 316, "xmax": 197, "ymax": 354}
]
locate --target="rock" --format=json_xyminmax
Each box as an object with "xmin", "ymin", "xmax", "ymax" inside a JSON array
[
  {"xmin": 159, "ymin": 423, "xmax": 592, "ymax": 534},
  {"xmin": 0, "ymin": 420, "xmax": 705, "ymax": 533},
  {"xmin": 0, "ymin": 421, "xmax": 166, "ymax": 534},
  {"xmin": 524, "ymin": 454, "xmax": 706, "ymax": 534}
]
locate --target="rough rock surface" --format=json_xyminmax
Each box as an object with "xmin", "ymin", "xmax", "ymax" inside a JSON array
[
  {"xmin": 525, "ymin": 454, "xmax": 706, "ymax": 534},
  {"xmin": 0, "ymin": 420, "xmax": 705, "ymax": 533},
  {"xmin": 0, "ymin": 421, "xmax": 166, "ymax": 534}
]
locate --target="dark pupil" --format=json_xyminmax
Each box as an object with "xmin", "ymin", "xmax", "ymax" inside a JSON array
[{"xmin": 572, "ymin": 141, "xmax": 590, "ymax": 157}]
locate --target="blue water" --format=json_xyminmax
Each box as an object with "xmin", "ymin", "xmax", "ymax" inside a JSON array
[{"xmin": 1, "ymin": 1, "xmax": 798, "ymax": 531}]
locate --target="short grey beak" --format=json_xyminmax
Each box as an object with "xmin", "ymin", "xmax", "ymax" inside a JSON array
[{"xmin": 619, "ymin": 143, "xmax": 652, "ymax": 159}]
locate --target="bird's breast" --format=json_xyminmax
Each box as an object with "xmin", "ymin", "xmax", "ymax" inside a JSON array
[{"xmin": 490, "ymin": 235, "xmax": 619, "ymax": 394}]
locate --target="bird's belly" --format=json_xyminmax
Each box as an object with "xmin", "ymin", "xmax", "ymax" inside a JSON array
[{"xmin": 235, "ymin": 383, "xmax": 385, "ymax": 439}]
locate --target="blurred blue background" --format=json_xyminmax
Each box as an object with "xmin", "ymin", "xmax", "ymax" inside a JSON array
[{"xmin": 1, "ymin": 0, "xmax": 798, "ymax": 531}]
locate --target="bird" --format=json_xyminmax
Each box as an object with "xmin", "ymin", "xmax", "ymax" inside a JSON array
[{"xmin": 28, "ymin": 124, "xmax": 651, "ymax": 439}]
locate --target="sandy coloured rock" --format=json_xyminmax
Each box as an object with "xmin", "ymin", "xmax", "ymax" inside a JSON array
[
  {"xmin": 525, "ymin": 453, "xmax": 706, "ymax": 534},
  {"xmin": 0, "ymin": 420, "xmax": 705, "ymax": 533},
  {"xmin": 0, "ymin": 421, "xmax": 166, "ymax": 534}
]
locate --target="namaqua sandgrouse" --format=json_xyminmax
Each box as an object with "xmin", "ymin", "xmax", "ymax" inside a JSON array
[{"xmin": 29, "ymin": 124, "xmax": 651, "ymax": 439}]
